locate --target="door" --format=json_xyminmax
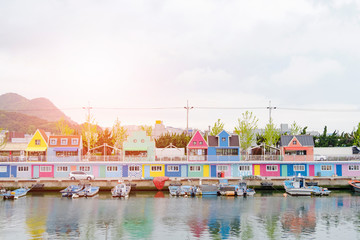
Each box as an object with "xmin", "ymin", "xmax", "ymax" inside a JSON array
[
  {"xmin": 181, "ymin": 165, "xmax": 187, "ymax": 177},
  {"xmin": 122, "ymin": 165, "xmax": 128, "ymax": 177},
  {"xmin": 309, "ymin": 165, "xmax": 315, "ymax": 177},
  {"xmin": 203, "ymin": 165, "xmax": 209, "ymax": 177},
  {"xmin": 211, "ymin": 165, "xmax": 217, "ymax": 177},
  {"xmin": 281, "ymin": 165, "xmax": 288, "ymax": 177},
  {"xmin": 100, "ymin": 166, "xmax": 106, "ymax": 178},
  {"xmin": 10, "ymin": 166, "xmax": 17, "ymax": 178},
  {"xmin": 33, "ymin": 166, "xmax": 39, "ymax": 178},
  {"xmin": 336, "ymin": 165, "xmax": 342, "ymax": 176},
  {"xmin": 254, "ymin": 165, "xmax": 260, "ymax": 176},
  {"xmin": 144, "ymin": 165, "xmax": 150, "ymax": 178}
]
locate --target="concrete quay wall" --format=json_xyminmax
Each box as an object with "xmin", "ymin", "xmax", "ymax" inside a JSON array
[{"xmin": 0, "ymin": 177, "xmax": 355, "ymax": 191}]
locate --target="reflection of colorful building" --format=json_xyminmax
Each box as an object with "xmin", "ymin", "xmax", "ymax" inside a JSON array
[
  {"xmin": 123, "ymin": 131, "xmax": 155, "ymax": 161},
  {"xmin": 187, "ymin": 131, "xmax": 208, "ymax": 161},
  {"xmin": 26, "ymin": 129, "xmax": 49, "ymax": 161},
  {"xmin": 207, "ymin": 130, "xmax": 240, "ymax": 161}
]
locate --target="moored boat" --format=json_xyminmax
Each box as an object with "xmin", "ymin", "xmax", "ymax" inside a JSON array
[
  {"xmin": 168, "ymin": 185, "xmax": 200, "ymax": 196},
  {"xmin": 198, "ymin": 184, "xmax": 219, "ymax": 195},
  {"xmin": 60, "ymin": 184, "xmax": 84, "ymax": 197},
  {"xmin": 2, "ymin": 187, "xmax": 30, "ymax": 200},
  {"xmin": 236, "ymin": 182, "xmax": 256, "ymax": 197},
  {"xmin": 348, "ymin": 180, "xmax": 360, "ymax": 192},
  {"xmin": 309, "ymin": 186, "xmax": 331, "ymax": 196},
  {"xmin": 73, "ymin": 184, "xmax": 100, "ymax": 198},
  {"xmin": 284, "ymin": 175, "xmax": 314, "ymax": 196},
  {"xmin": 111, "ymin": 183, "xmax": 131, "ymax": 197}
]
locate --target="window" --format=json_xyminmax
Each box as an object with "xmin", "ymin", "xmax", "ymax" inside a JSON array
[
  {"xmin": 0, "ymin": 166, "xmax": 7, "ymax": 172},
  {"xmin": 61, "ymin": 138, "xmax": 68, "ymax": 145},
  {"xmin": 141, "ymin": 139, "xmax": 145, "ymax": 143},
  {"xmin": 193, "ymin": 141, "xmax": 197, "ymax": 145},
  {"xmin": 167, "ymin": 165, "xmax": 179, "ymax": 172},
  {"xmin": 50, "ymin": 139, "xmax": 57, "ymax": 145},
  {"xmin": 35, "ymin": 140, "xmax": 41, "ymax": 145},
  {"xmin": 293, "ymin": 140, "xmax": 297, "ymax": 145},
  {"xmin": 217, "ymin": 165, "xmax": 228, "ymax": 171},
  {"xmin": 239, "ymin": 165, "xmax": 250, "ymax": 172},
  {"xmin": 79, "ymin": 166, "xmax": 91, "ymax": 172},
  {"xmin": 293, "ymin": 165, "xmax": 305, "ymax": 172},
  {"xmin": 129, "ymin": 165, "xmax": 140, "ymax": 172},
  {"xmin": 57, "ymin": 166, "xmax": 68, "ymax": 172},
  {"xmin": 321, "ymin": 165, "xmax": 332, "ymax": 171},
  {"xmin": 133, "ymin": 139, "xmax": 137, "ymax": 143},
  {"xmin": 56, "ymin": 151, "xmax": 78, "ymax": 157},
  {"xmin": 222, "ymin": 137, "xmax": 226, "ymax": 142},
  {"xmin": 18, "ymin": 166, "xmax": 29, "ymax": 172},
  {"xmin": 189, "ymin": 165, "xmax": 201, "ymax": 172},
  {"xmin": 107, "ymin": 166, "xmax": 118, "ymax": 172},
  {"xmin": 71, "ymin": 138, "xmax": 79, "ymax": 145},
  {"xmin": 40, "ymin": 166, "xmax": 52, "ymax": 172},
  {"xmin": 151, "ymin": 166, "xmax": 162, "ymax": 172},
  {"xmin": 216, "ymin": 148, "xmax": 238, "ymax": 156},
  {"xmin": 349, "ymin": 165, "xmax": 360, "ymax": 171},
  {"xmin": 199, "ymin": 141, "xmax": 203, "ymax": 145},
  {"xmin": 266, "ymin": 165, "xmax": 278, "ymax": 171}
]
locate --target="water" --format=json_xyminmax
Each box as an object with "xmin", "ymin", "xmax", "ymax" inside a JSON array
[{"xmin": 1, "ymin": 191, "xmax": 360, "ymax": 240}]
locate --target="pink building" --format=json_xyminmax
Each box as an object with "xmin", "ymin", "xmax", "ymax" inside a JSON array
[{"xmin": 187, "ymin": 131, "xmax": 208, "ymax": 161}]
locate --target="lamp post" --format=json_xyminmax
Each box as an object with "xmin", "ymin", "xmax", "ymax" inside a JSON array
[{"xmin": 83, "ymin": 104, "xmax": 92, "ymax": 160}]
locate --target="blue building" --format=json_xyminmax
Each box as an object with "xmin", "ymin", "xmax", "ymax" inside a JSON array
[{"xmin": 207, "ymin": 130, "xmax": 240, "ymax": 161}]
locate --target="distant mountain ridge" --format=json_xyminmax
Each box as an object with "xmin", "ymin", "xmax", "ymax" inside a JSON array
[{"xmin": 0, "ymin": 93, "xmax": 73, "ymax": 123}]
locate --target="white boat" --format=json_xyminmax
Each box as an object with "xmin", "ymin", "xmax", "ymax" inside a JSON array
[
  {"xmin": 2, "ymin": 187, "xmax": 31, "ymax": 200},
  {"xmin": 235, "ymin": 182, "xmax": 256, "ymax": 197},
  {"xmin": 284, "ymin": 175, "xmax": 314, "ymax": 196},
  {"xmin": 168, "ymin": 185, "xmax": 200, "ymax": 196},
  {"xmin": 111, "ymin": 183, "xmax": 131, "ymax": 197},
  {"xmin": 73, "ymin": 184, "xmax": 100, "ymax": 198}
]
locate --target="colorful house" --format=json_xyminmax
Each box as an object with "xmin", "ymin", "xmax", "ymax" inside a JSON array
[
  {"xmin": 187, "ymin": 131, "xmax": 208, "ymax": 161},
  {"xmin": 123, "ymin": 131, "xmax": 155, "ymax": 161},
  {"xmin": 26, "ymin": 129, "xmax": 49, "ymax": 161},
  {"xmin": 47, "ymin": 135, "xmax": 82, "ymax": 162},
  {"xmin": 280, "ymin": 135, "xmax": 314, "ymax": 161},
  {"xmin": 207, "ymin": 130, "xmax": 240, "ymax": 161}
]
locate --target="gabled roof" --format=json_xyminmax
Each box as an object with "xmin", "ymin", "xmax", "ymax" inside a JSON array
[
  {"xmin": 38, "ymin": 129, "xmax": 49, "ymax": 144},
  {"xmin": 280, "ymin": 135, "xmax": 314, "ymax": 147},
  {"xmin": 229, "ymin": 135, "xmax": 239, "ymax": 147},
  {"xmin": 208, "ymin": 134, "xmax": 240, "ymax": 147},
  {"xmin": 217, "ymin": 130, "xmax": 230, "ymax": 137},
  {"xmin": 208, "ymin": 136, "xmax": 218, "ymax": 147},
  {"xmin": 48, "ymin": 135, "xmax": 81, "ymax": 147},
  {"xmin": 187, "ymin": 131, "xmax": 208, "ymax": 148}
]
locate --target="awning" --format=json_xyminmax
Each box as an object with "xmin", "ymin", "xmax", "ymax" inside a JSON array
[
  {"xmin": 25, "ymin": 147, "xmax": 47, "ymax": 152},
  {"xmin": 53, "ymin": 147, "xmax": 78, "ymax": 152}
]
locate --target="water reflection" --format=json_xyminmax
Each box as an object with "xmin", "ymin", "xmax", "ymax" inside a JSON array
[{"xmin": 2, "ymin": 192, "xmax": 360, "ymax": 239}]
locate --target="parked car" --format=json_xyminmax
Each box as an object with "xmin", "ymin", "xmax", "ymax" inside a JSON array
[
  {"xmin": 314, "ymin": 154, "xmax": 327, "ymax": 161},
  {"xmin": 69, "ymin": 171, "xmax": 95, "ymax": 180}
]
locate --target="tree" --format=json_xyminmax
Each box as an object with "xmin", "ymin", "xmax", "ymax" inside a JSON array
[
  {"xmin": 264, "ymin": 118, "xmax": 280, "ymax": 148},
  {"xmin": 290, "ymin": 121, "xmax": 301, "ymax": 135},
  {"xmin": 234, "ymin": 111, "xmax": 258, "ymax": 152},
  {"xmin": 81, "ymin": 113, "xmax": 99, "ymax": 155},
  {"xmin": 210, "ymin": 119, "xmax": 224, "ymax": 136},
  {"xmin": 354, "ymin": 123, "xmax": 360, "ymax": 147},
  {"xmin": 155, "ymin": 132, "xmax": 191, "ymax": 149},
  {"xmin": 301, "ymin": 126, "xmax": 308, "ymax": 135},
  {"xmin": 112, "ymin": 118, "xmax": 128, "ymax": 151},
  {"xmin": 140, "ymin": 125, "xmax": 153, "ymax": 137},
  {"xmin": 0, "ymin": 128, "xmax": 7, "ymax": 150},
  {"xmin": 56, "ymin": 117, "xmax": 75, "ymax": 135},
  {"xmin": 96, "ymin": 128, "xmax": 114, "ymax": 155}
]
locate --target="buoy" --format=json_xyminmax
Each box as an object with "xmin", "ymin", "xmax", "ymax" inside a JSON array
[{"xmin": 283, "ymin": 193, "xmax": 287, "ymax": 197}]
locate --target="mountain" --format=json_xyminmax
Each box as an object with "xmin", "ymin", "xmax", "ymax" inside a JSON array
[{"xmin": 0, "ymin": 93, "xmax": 73, "ymax": 123}]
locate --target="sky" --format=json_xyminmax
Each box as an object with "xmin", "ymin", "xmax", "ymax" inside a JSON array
[{"xmin": 1, "ymin": 0, "xmax": 360, "ymax": 133}]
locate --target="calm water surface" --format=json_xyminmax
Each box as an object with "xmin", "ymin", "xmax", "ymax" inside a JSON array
[{"xmin": 1, "ymin": 191, "xmax": 360, "ymax": 240}]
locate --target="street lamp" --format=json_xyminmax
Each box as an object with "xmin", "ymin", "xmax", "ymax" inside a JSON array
[{"xmin": 184, "ymin": 100, "xmax": 193, "ymax": 135}]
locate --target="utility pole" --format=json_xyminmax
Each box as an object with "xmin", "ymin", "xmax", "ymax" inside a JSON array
[
  {"xmin": 267, "ymin": 100, "xmax": 276, "ymax": 122},
  {"xmin": 83, "ymin": 103, "xmax": 93, "ymax": 160},
  {"xmin": 184, "ymin": 100, "xmax": 193, "ymax": 135}
]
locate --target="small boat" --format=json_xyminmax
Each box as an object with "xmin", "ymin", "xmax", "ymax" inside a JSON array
[
  {"xmin": 168, "ymin": 185, "xmax": 200, "ymax": 196},
  {"xmin": 111, "ymin": 183, "xmax": 131, "ymax": 197},
  {"xmin": 349, "ymin": 180, "xmax": 360, "ymax": 192},
  {"xmin": 60, "ymin": 184, "xmax": 84, "ymax": 197},
  {"xmin": 218, "ymin": 179, "xmax": 237, "ymax": 196},
  {"xmin": 236, "ymin": 182, "xmax": 256, "ymax": 197},
  {"xmin": 309, "ymin": 185, "xmax": 331, "ymax": 196},
  {"xmin": 73, "ymin": 184, "xmax": 100, "ymax": 198},
  {"xmin": 2, "ymin": 187, "xmax": 30, "ymax": 200},
  {"xmin": 284, "ymin": 175, "xmax": 314, "ymax": 196},
  {"xmin": 198, "ymin": 184, "xmax": 219, "ymax": 195}
]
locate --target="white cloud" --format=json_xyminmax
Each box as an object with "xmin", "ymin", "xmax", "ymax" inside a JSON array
[{"xmin": 271, "ymin": 56, "xmax": 343, "ymax": 86}]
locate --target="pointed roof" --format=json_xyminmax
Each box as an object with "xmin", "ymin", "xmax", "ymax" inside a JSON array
[
  {"xmin": 187, "ymin": 131, "xmax": 208, "ymax": 148},
  {"xmin": 280, "ymin": 135, "xmax": 314, "ymax": 147},
  {"xmin": 38, "ymin": 129, "xmax": 49, "ymax": 144}
]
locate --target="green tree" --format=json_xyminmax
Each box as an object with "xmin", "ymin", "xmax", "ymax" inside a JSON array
[
  {"xmin": 140, "ymin": 125, "xmax": 153, "ymax": 137},
  {"xmin": 112, "ymin": 118, "xmax": 128, "ymax": 151},
  {"xmin": 234, "ymin": 111, "xmax": 258, "ymax": 153},
  {"xmin": 96, "ymin": 128, "xmax": 114, "ymax": 155},
  {"xmin": 56, "ymin": 117, "xmax": 75, "ymax": 135},
  {"xmin": 301, "ymin": 126, "xmax": 308, "ymax": 135},
  {"xmin": 290, "ymin": 121, "xmax": 301, "ymax": 135},
  {"xmin": 354, "ymin": 123, "xmax": 360, "ymax": 147},
  {"xmin": 264, "ymin": 118, "xmax": 280, "ymax": 148},
  {"xmin": 210, "ymin": 119, "xmax": 224, "ymax": 136},
  {"xmin": 81, "ymin": 113, "xmax": 99, "ymax": 154}
]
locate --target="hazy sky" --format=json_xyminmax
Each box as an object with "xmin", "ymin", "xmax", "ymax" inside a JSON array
[{"xmin": 1, "ymin": 0, "xmax": 360, "ymax": 133}]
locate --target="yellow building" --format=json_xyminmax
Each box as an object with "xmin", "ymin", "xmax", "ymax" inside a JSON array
[{"xmin": 26, "ymin": 129, "xmax": 48, "ymax": 161}]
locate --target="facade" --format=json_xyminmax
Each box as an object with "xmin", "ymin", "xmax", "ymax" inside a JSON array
[
  {"xmin": 187, "ymin": 131, "xmax": 208, "ymax": 161},
  {"xmin": 123, "ymin": 131, "xmax": 155, "ymax": 161},
  {"xmin": 280, "ymin": 135, "xmax": 314, "ymax": 161},
  {"xmin": 47, "ymin": 135, "xmax": 82, "ymax": 162},
  {"xmin": 25, "ymin": 129, "xmax": 49, "ymax": 161},
  {"xmin": 207, "ymin": 130, "xmax": 240, "ymax": 161}
]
